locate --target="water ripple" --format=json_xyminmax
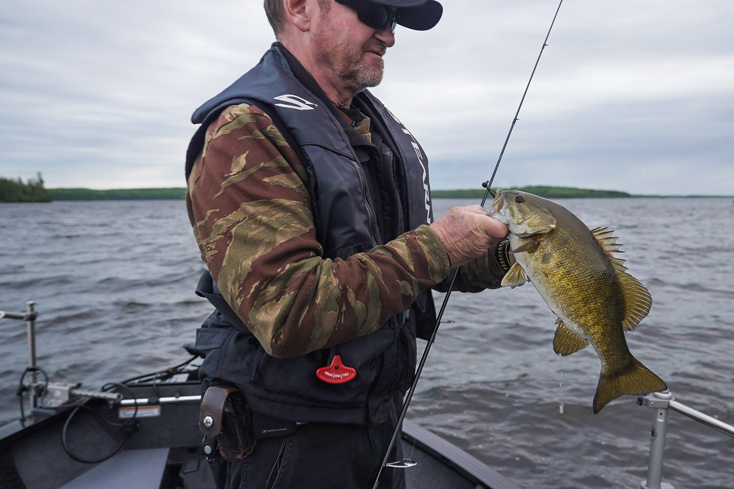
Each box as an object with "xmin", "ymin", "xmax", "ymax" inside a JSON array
[{"xmin": 1, "ymin": 198, "xmax": 733, "ymax": 488}]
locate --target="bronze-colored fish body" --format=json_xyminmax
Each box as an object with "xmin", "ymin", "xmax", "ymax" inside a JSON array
[{"xmin": 489, "ymin": 190, "xmax": 666, "ymax": 413}]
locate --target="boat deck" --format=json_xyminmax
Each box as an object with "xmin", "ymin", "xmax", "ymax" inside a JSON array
[{"xmin": 1, "ymin": 381, "xmax": 520, "ymax": 489}]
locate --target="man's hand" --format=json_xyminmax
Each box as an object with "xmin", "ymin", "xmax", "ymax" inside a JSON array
[{"xmin": 429, "ymin": 205, "xmax": 508, "ymax": 267}]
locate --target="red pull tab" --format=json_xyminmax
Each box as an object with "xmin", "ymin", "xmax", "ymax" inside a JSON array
[{"xmin": 316, "ymin": 355, "xmax": 357, "ymax": 384}]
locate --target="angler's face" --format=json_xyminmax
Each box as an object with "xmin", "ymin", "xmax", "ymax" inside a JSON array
[{"xmin": 311, "ymin": 0, "xmax": 396, "ymax": 94}]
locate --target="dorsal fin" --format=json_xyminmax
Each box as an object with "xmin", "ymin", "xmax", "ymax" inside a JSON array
[
  {"xmin": 591, "ymin": 227, "xmax": 652, "ymax": 331},
  {"xmin": 591, "ymin": 227, "xmax": 624, "ymax": 257}
]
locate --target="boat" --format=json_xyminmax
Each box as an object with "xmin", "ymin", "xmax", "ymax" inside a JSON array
[
  {"xmin": 4, "ymin": 302, "xmax": 734, "ymax": 489},
  {"xmin": 0, "ymin": 302, "xmax": 522, "ymax": 489}
]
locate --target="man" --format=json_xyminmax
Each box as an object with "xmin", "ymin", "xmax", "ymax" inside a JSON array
[{"xmin": 185, "ymin": 0, "xmax": 510, "ymax": 487}]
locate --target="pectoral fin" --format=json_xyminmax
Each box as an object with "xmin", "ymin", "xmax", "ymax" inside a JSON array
[
  {"xmin": 501, "ymin": 262, "xmax": 529, "ymax": 288},
  {"xmin": 552, "ymin": 318, "xmax": 589, "ymax": 356}
]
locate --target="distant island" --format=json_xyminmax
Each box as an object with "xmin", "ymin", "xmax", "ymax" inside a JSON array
[
  {"xmin": 431, "ymin": 186, "xmax": 632, "ymax": 199},
  {"xmin": 1, "ymin": 175, "xmax": 731, "ymax": 203},
  {"xmin": 48, "ymin": 187, "xmax": 186, "ymax": 201},
  {"xmin": 47, "ymin": 185, "xmax": 630, "ymax": 201}
]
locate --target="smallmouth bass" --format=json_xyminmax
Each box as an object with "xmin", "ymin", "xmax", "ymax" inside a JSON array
[{"xmin": 488, "ymin": 190, "xmax": 666, "ymax": 413}]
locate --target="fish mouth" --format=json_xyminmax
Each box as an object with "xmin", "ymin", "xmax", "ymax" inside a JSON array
[
  {"xmin": 487, "ymin": 190, "xmax": 505, "ymax": 213},
  {"xmin": 486, "ymin": 195, "xmax": 509, "ymax": 223}
]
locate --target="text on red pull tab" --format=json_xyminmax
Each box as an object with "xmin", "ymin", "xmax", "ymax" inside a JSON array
[{"xmin": 316, "ymin": 355, "xmax": 357, "ymax": 384}]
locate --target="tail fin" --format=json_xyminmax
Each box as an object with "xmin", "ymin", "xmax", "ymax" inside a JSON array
[{"xmin": 593, "ymin": 359, "xmax": 667, "ymax": 414}]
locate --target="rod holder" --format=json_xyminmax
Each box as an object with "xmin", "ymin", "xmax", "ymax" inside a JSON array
[
  {"xmin": 25, "ymin": 301, "xmax": 39, "ymax": 411},
  {"xmin": 1, "ymin": 301, "xmax": 40, "ymax": 413},
  {"xmin": 638, "ymin": 389, "xmax": 734, "ymax": 488},
  {"xmin": 638, "ymin": 391, "xmax": 675, "ymax": 489}
]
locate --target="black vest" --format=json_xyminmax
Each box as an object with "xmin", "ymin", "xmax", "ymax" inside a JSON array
[{"xmin": 187, "ymin": 45, "xmax": 437, "ymax": 424}]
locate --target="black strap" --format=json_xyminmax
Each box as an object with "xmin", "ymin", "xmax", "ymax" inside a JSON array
[{"xmin": 195, "ymin": 272, "xmax": 250, "ymax": 332}]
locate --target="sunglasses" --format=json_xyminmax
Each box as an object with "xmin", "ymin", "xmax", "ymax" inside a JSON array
[{"xmin": 335, "ymin": 0, "xmax": 399, "ymax": 32}]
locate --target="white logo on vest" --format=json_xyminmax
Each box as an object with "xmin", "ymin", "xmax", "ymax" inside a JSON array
[
  {"xmin": 274, "ymin": 94, "xmax": 318, "ymax": 111},
  {"xmin": 385, "ymin": 108, "xmax": 432, "ymax": 224}
]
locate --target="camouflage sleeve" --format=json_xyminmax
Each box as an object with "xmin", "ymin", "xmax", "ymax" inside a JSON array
[{"xmin": 186, "ymin": 104, "xmax": 452, "ymax": 358}]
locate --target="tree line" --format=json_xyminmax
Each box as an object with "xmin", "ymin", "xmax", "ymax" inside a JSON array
[
  {"xmin": 430, "ymin": 186, "xmax": 632, "ymax": 199},
  {"xmin": 0, "ymin": 173, "xmax": 52, "ymax": 203},
  {"xmin": 49, "ymin": 187, "xmax": 186, "ymax": 200},
  {"xmin": 1, "ymin": 174, "xmax": 641, "ymax": 203},
  {"xmin": 0, "ymin": 175, "xmax": 187, "ymax": 202}
]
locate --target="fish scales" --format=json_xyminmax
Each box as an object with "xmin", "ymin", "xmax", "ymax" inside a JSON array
[{"xmin": 488, "ymin": 190, "xmax": 666, "ymax": 413}]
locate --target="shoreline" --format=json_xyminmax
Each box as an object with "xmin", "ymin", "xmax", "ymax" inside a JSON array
[{"xmin": 2, "ymin": 186, "xmax": 732, "ymax": 203}]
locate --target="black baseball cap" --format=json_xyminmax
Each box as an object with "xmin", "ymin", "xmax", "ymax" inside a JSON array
[{"xmin": 336, "ymin": 0, "xmax": 443, "ymax": 31}]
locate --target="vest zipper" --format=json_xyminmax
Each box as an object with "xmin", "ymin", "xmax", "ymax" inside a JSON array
[
  {"xmin": 349, "ymin": 159, "xmax": 379, "ymax": 247},
  {"xmin": 380, "ymin": 145, "xmax": 404, "ymax": 239}
]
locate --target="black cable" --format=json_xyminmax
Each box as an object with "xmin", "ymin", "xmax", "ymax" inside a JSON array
[
  {"xmin": 120, "ymin": 355, "xmax": 198, "ymax": 385},
  {"xmin": 17, "ymin": 355, "xmax": 194, "ymax": 463},
  {"xmin": 61, "ymin": 405, "xmax": 130, "ymax": 464},
  {"xmin": 60, "ymin": 383, "xmax": 139, "ymax": 464},
  {"xmin": 59, "ymin": 357, "xmax": 198, "ymax": 464},
  {"xmin": 16, "ymin": 366, "xmax": 49, "ymax": 425},
  {"xmin": 101, "ymin": 382, "xmax": 139, "ymax": 432}
]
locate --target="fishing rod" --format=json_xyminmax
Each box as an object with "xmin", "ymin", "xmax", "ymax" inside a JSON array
[{"xmin": 373, "ymin": 1, "xmax": 565, "ymax": 486}]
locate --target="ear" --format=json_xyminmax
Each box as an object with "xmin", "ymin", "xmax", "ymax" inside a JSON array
[{"xmin": 283, "ymin": 0, "xmax": 311, "ymax": 32}]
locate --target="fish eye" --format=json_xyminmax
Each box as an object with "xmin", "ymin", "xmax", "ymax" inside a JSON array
[{"xmin": 515, "ymin": 195, "xmax": 526, "ymax": 203}]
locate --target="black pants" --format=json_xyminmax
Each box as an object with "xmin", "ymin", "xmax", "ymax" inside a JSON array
[{"xmin": 209, "ymin": 418, "xmax": 405, "ymax": 489}]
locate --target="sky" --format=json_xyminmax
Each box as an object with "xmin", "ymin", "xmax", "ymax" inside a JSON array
[{"xmin": 1, "ymin": 0, "xmax": 733, "ymax": 195}]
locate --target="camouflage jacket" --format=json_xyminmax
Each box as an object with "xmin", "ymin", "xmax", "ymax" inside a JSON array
[{"xmin": 186, "ymin": 99, "xmax": 506, "ymax": 359}]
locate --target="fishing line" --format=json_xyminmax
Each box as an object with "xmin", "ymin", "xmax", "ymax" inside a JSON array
[
  {"xmin": 481, "ymin": 0, "xmax": 564, "ymax": 206},
  {"xmin": 373, "ymin": 1, "xmax": 564, "ymax": 486}
]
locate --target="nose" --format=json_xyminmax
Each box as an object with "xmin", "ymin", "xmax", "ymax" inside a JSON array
[{"xmin": 375, "ymin": 25, "xmax": 395, "ymax": 47}]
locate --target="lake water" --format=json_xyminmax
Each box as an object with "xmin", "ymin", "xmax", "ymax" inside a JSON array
[{"xmin": 1, "ymin": 198, "xmax": 733, "ymax": 488}]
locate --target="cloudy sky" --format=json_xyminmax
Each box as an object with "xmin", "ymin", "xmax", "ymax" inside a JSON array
[{"xmin": 1, "ymin": 0, "xmax": 732, "ymax": 195}]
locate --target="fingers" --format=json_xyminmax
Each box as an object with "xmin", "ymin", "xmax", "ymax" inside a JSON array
[
  {"xmin": 482, "ymin": 212, "xmax": 510, "ymax": 240},
  {"xmin": 429, "ymin": 206, "xmax": 509, "ymax": 267},
  {"xmin": 455, "ymin": 206, "xmax": 508, "ymax": 239},
  {"xmin": 461, "ymin": 204, "xmax": 487, "ymax": 215}
]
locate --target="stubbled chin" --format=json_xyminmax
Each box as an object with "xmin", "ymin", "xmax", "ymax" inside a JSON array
[{"xmin": 354, "ymin": 60, "xmax": 384, "ymax": 88}]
